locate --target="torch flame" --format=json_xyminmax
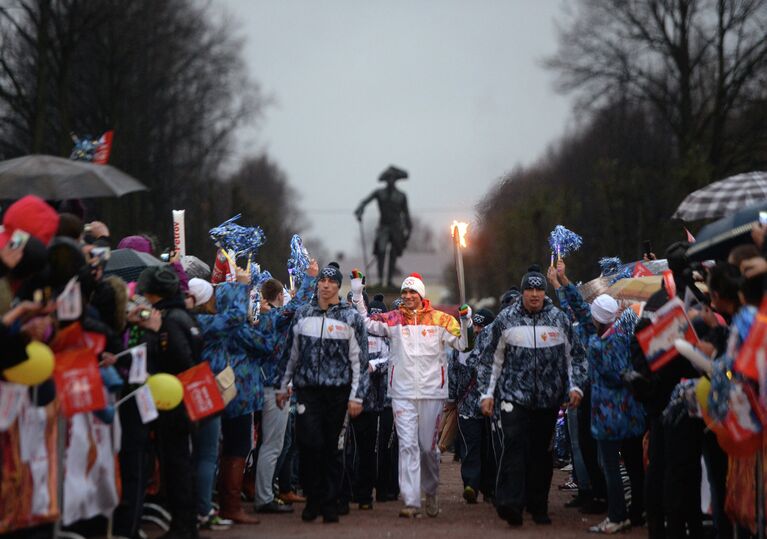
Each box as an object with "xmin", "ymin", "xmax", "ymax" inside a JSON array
[{"xmin": 451, "ymin": 221, "xmax": 469, "ymax": 248}]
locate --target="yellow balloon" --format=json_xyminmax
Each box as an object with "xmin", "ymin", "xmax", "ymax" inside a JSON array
[
  {"xmin": 146, "ymin": 373, "xmax": 184, "ymax": 410},
  {"xmin": 3, "ymin": 341, "xmax": 55, "ymax": 386},
  {"xmin": 695, "ymin": 377, "xmax": 711, "ymax": 414}
]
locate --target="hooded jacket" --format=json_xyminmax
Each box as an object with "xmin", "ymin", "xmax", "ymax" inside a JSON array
[
  {"xmin": 277, "ymin": 300, "xmax": 369, "ymax": 402},
  {"xmin": 477, "ymin": 296, "xmax": 586, "ymax": 410},
  {"xmin": 560, "ymin": 283, "xmax": 645, "ymax": 440},
  {"xmin": 151, "ymin": 294, "xmax": 203, "ymax": 375},
  {"xmin": 353, "ymin": 296, "xmax": 468, "ymax": 400},
  {"xmin": 196, "ymin": 283, "xmax": 269, "ymax": 416}
]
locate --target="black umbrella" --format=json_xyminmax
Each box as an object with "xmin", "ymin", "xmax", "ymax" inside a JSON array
[
  {"xmin": 0, "ymin": 154, "xmax": 147, "ymax": 199},
  {"xmin": 686, "ymin": 201, "xmax": 767, "ymax": 261},
  {"xmin": 104, "ymin": 249, "xmax": 163, "ymax": 282}
]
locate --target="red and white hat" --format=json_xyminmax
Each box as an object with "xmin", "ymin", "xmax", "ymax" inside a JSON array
[{"xmin": 401, "ymin": 272, "xmax": 426, "ymax": 298}]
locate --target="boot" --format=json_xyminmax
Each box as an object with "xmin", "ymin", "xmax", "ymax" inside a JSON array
[{"xmin": 218, "ymin": 456, "xmax": 260, "ymax": 525}]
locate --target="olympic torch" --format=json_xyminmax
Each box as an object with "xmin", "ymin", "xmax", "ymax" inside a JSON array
[{"xmin": 451, "ymin": 221, "xmax": 469, "ymax": 306}]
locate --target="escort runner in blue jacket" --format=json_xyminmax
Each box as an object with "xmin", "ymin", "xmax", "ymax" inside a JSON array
[
  {"xmin": 476, "ymin": 264, "xmax": 587, "ymax": 527},
  {"xmin": 448, "ymin": 308, "xmax": 497, "ymax": 505},
  {"xmin": 276, "ymin": 263, "xmax": 369, "ymax": 524}
]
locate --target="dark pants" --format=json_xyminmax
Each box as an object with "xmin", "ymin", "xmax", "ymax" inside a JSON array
[
  {"xmin": 646, "ymin": 415, "xmax": 704, "ymax": 539},
  {"xmin": 351, "ymin": 411, "xmax": 379, "ymax": 504},
  {"xmin": 702, "ymin": 430, "xmax": 733, "ymax": 539},
  {"xmin": 598, "ymin": 439, "xmax": 628, "ymax": 522},
  {"xmin": 221, "ymin": 413, "xmax": 252, "ymax": 458},
  {"xmin": 457, "ymin": 416, "xmax": 496, "ymax": 497},
  {"xmin": 375, "ymin": 406, "xmax": 399, "ymax": 500},
  {"xmin": 113, "ymin": 399, "xmax": 152, "ymax": 538},
  {"xmin": 579, "ymin": 388, "xmax": 606, "ymax": 499},
  {"xmin": 495, "ymin": 404, "xmax": 558, "ymax": 518},
  {"xmin": 156, "ymin": 407, "xmax": 197, "ymax": 535},
  {"xmin": 275, "ymin": 407, "xmax": 299, "ymax": 493},
  {"xmin": 621, "ymin": 435, "xmax": 645, "ymax": 522},
  {"xmin": 295, "ymin": 386, "xmax": 349, "ymax": 516}
]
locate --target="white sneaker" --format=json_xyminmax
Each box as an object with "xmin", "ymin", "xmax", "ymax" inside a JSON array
[
  {"xmin": 424, "ymin": 494, "xmax": 439, "ymax": 517},
  {"xmin": 588, "ymin": 517, "xmax": 631, "ymax": 534}
]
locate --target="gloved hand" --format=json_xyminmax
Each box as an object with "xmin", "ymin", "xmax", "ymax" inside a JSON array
[
  {"xmin": 350, "ymin": 269, "xmax": 365, "ymax": 296},
  {"xmin": 459, "ymin": 304, "xmax": 472, "ymax": 321}
]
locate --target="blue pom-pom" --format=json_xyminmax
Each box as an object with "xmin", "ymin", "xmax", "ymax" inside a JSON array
[
  {"xmin": 609, "ymin": 266, "xmax": 633, "ymax": 285},
  {"xmin": 548, "ymin": 225, "xmax": 583, "ymax": 257},
  {"xmin": 599, "ymin": 257, "xmax": 622, "ymax": 276},
  {"xmin": 209, "ymin": 214, "xmax": 266, "ymax": 260},
  {"xmin": 287, "ymin": 234, "xmax": 310, "ymax": 276},
  {"xmin": 70, "ymin": 133, "xmax": 100, "ymax": 162}
]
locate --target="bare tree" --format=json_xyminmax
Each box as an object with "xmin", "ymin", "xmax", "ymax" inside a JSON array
[{"xmin": 547, "ymin": 0, "xmax": 767, "ymax": 180}]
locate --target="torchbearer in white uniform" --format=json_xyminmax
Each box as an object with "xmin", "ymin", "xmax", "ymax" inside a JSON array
[{"xmin": 350, "ymin": 270, "xmax": 471, "ymax": 518}]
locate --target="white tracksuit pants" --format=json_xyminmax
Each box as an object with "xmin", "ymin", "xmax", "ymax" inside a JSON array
[{"xmin": 392, "ymin": 398, "xmax": 444, "ymax": 508}]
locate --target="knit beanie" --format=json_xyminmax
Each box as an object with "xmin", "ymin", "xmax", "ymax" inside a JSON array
[
  {"xmin": 319, "ymin": 261, "xmax": 343, "ymax": 287},
  {"xmin": 471, "ymin": 308, "xmax": 495, "ymax": 328},
  {"xmin": 369, "ymin": 293, "xmax": 388, "ymax": 314},
  {"xmin": 500, "ymin": 286, "xmax": 521, "ymax": 308},
  {"xmin": 401, "ymin": 272, "xmax": 426, "ymax": 298},
  {"xmin": 188, "ymin": 278, "xmax": 213, "ymax": 306},
  {"xmin": 391, "ymin": 298, "xmax": 404, "ymax": 309},
  {"xmin": 138, "ymin": 265, "xmax": 180, "ymax": 298},
  {"xmin": 521, "ymin": 264, "xmax": 547, "ymax": 291},
  {"xmin": 591, "ymin": 294, "xmax": 619, "ymax": 325}
]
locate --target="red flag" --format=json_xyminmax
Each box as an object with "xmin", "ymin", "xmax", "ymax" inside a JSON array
[
  {"xmin": 734, "ymin": 298, "xmax": 767, "ymax": 380},
  {"xmin": 636, "ymin": 299, "xmax": 699, "ymax": 371},
  {"xmin": 53, "ymin": 349, "xmax": 106, "ymax": 417},
  {"xmin": 92, "ymin": 130, "xmax": 113, "ymax": 165},
  {"xmin": 177, "ymin": 363, "xmax": 225, "ymax": 421}
]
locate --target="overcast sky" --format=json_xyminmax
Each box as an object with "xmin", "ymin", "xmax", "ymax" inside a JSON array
[{"xmin": 221, "ymin": 0, "xmax": 573, "ymax": 257}]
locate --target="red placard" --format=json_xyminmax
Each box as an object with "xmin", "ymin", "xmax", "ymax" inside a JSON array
[
  {"xmin": 636, "ymin": 299, "xmax": 699, "ymax": 372},
  {"xmin": 53, "ymin": 349, "xmax": 106, "ymax": 417},
  {"xmin": 177, "ymin": 363, "xmax": 225, "ymax": 421},
  {"xmin": 734, "ymin": 299, "xmax": 767, "ymax": 381}
]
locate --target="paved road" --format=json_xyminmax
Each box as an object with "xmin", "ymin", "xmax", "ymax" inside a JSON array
[{"xmin": 159, "ymin": 455, "xmax": 647, "ymax": 539}]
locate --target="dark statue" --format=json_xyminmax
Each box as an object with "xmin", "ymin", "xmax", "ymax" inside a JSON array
[{"xmin": 355, "ymin": 166, "xmax": 412, "ymax": 287}]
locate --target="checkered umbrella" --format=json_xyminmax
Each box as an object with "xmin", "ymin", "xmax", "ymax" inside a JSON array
[{"xmin": 672, "ymin": 171, "xmax": 767, "ymax": 221}]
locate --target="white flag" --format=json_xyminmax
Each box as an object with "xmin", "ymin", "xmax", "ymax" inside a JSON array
[
  {"xmin": 57, "ymin": 277, "xmax": 82, "ymax": 321},
  {"xmin": 0, "ymin": 381, "xmax": 28, "ymax": 431},
  {"xmin": 135, "ymin": 385, "xmax": 158, "ymax": 424},
  {"xmin": 128, "ymin": 344, "xmax": 148, "ymax": 384}
]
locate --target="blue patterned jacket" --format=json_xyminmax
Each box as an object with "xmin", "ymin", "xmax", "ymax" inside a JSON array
[
  {"xmin": 449, "ymin": 326, "xmax": 493, "ymax": 419},
  {"xmin": 477, "ymin": 296, "xmax": 587, "ymax": 410},
  {"xmin": 258, "ymin": 276, "xmax": 317, "ymax": 388},
  {"xmin": 196, "ymin": 283, "xmax": 269, "ymax": 417},
  {"xmin": 277, "ymin": 300, "xmax": 370, "ymax": 402},
  {"xmin": 560, "ymin": 284, "xmax": 645, "ymax": 440}
]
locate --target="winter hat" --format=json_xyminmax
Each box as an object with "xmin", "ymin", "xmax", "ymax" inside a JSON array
[
  {"xmin": 401, "ymin": 272, "xmax": 426, "ymax": 298},
  {"xmin": 392, "ymin": 298, "xmax": 404, "ymax": 309},
  {"xmin": 117, "ymin": 235, "xmax": 154, "ymax": 254},
  {"xmin": 521, "ymin": 264, "xmax": 547, "ymax": 291},
  {"xmin": 137, "ymin": 265, "xmax": 180, "ymax": 298},
  {"xmin": 591, "ymin": 294, "xmax": 619, "ymax": 325},
  {"xmin": 0, "ymin": 195, "xmax": 60, "ymax": 248},
  {"xmin": 471, "ymin": 308, "xmax": 495, "ymax": 328},
  {"xmin": 369, "ymin": 293, "xmax": 388, "ymax": 314},
  {"xmin": 319, "ymin": 261, "xmax": 343, "ymax": 287},
  {"xmin": 500, "ymin": 287, "xmax": 521, "ymax": 308},
  {"xmin": 346, "ymin": 289, "xmax": 369, "ymax": 308},
  {"xmin": 188, "ymin": 278, "xmax": 213, "ymax": 306}
]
